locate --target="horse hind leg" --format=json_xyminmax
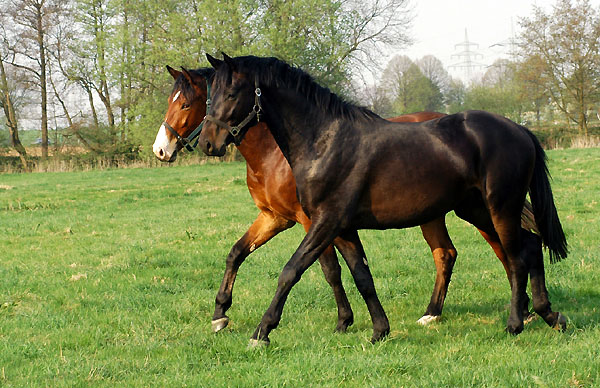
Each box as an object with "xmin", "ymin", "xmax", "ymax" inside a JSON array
[
  {"xmin": 212, "ymin": 210, "xmax": 294, "ymax": 332},
  {"xmin": 455, "ymin": 193, "xmax": 529, "ymax": 334},
  {"xmin": 521, "ymin": 230, "xmax": 566, "ymax": 331},
  {"xmin": 317, "ymin": 245, "xmax": 354, "ymax": 332},
  {"xmin": 477, "ymin": 228, "xmax": 534, "ymax": 322},
  {"xmin": 334, "ymin": 230, "xmax": 390, "ymax": 343},
  {"xmin": 486, "ymin": 204, "xmax": 531, "ymax": 334},
  {"xmin": 418, "ymin": 218, "xmax": 457, "ymax": 325}
]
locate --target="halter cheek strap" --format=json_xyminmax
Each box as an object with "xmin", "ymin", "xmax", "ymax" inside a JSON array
[{"xmin": 204, "ymin": 80, "xmax": 262, "ymax": 145}]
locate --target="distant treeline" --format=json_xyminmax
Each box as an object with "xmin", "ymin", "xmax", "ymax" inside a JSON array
[{"xmin": 1, "ymin": 0, "xmax": 599, "ymax": 173}]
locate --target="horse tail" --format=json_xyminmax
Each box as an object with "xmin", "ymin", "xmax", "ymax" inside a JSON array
[{"xmin": 525, "ymin": 128, "xmax": 568, "ymax": 263}]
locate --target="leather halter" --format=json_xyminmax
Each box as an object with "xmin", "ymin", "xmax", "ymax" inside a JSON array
[
  {"xmin": 161, "ymin": 80, "xmax": 211, "ymax": 152},
  {"xmin": 204, "ymin": 79, "xmax": 262, "ymax": 145}
]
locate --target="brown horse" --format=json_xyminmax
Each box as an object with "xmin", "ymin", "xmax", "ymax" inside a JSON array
[
  {"xmin": 153, "ymin": 66, "xmax": 537, "ymax": 335},
  {"xmin": 198, "ymin": 54, "xmax": 567, "ymax": 345}
]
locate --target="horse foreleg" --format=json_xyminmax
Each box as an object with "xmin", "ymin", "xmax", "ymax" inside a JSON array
[
  {"xmin": 249, "ymin": 217, "xmax": 339, "ymax": 346},
  {"xmin": 418, "ymin": 219, "xmax": 457, "ymax": 325},
  {"xmin": 333, "ymin": 230, "xmax": 390, "ymax": 343},
  {"xmin": 299, "ymin": 222, "xmax": 354, "ymax": 332},
  {"xmin": 212, "ymin": 210, "xmax": 294, "ymax": 332}
]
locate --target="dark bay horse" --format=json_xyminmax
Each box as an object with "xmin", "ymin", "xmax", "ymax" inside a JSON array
[
  {"xmin": 198, "ymin": 54, "xmax": 568, "ymax": 346},
  {"xmin": 154, "ymin": 65, "xmax": 542, "ymax": 338}
]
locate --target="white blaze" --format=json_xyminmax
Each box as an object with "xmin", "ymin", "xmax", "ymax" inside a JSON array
[
  {"xmin": 172, "ymin": 90, "xmax": 181, "ymax": 103},
  {"xmin": 153, "ymin": 123, "xmax": 178, "ymax": 161}
]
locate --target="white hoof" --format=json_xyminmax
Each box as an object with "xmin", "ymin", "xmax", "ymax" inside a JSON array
[
  {"xmin": 417, "ymin": 315, "xmax": 440, "ymax": 326},
  {"xmin": 211, "ymin": 317, "xmax": 229, "ymax": 333},
  {"xmin": 247, "ymin": 338, "xmax": 270, "ymax": 349}
]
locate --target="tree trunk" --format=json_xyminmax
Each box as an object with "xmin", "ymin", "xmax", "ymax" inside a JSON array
[
  {"xmin": 0, "ymin": 57, "xmax": 29, "ymax": 171},
  {"xmin": 36, "ymin": 3, "xmax": 49, "ymax": 158}
]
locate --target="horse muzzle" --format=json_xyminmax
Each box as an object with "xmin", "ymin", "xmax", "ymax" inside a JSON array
[{"xmin": 202, "ymin": 139, "xmax": 227, "ymax": 157}]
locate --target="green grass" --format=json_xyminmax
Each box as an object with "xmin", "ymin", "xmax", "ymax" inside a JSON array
[{"xmin": 0, "ymin": 148, "xmax": 599, "ymax": 387}]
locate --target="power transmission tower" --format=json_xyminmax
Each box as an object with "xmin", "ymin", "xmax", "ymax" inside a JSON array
[{"xmin": 449, "ymin": 29, "xmax": 486, "ymax": 81}]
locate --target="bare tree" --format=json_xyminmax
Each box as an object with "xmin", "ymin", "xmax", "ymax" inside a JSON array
[
  {"xmin": 342, "ymin": 0, "xmax": 412, "ymax": 59},
  {"xmin": 378, "ymin": 54, "xmax": 414, "ymax": 114},
  {"xmin": 0, "ymin": 0, "xmax": 66, "ymax": 157},
  {"xmin": 416, "ymin": 55, "xmax": 451, "ymax": 98},
  {"xmin": 519, "ymin": 0, "xmax": 600, "ymax": 135},
  {"xmin": 0, "ymin": 49, "xmax": 29, "ymax": 170}
]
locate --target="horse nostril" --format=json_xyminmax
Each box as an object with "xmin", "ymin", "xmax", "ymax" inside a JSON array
[
  {"xmin": 206, "ymin": 141, "xmax": 212, "ymax": 153},
  {"xmin": 158, "ymin": 148, "xmax": 165, "ymax": 158}
]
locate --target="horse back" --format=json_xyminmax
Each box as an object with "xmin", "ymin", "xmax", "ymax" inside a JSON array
[{"xmin": 349, "ymin": 111, "xmax": 536, "ymax": 229}]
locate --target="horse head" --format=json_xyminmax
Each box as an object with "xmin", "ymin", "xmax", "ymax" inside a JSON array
[
  {"xmin": 153, "ymin": 66, "xmax": 211, "ymax": 162},
  {"xmin": 199, "ymin": 53, "xmax": 261, "ymax": 157}
]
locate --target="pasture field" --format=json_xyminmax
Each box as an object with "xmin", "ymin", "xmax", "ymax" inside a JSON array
[{"xmin": 0, "ymin": 148, "xmax": 599, "ymax": 387}]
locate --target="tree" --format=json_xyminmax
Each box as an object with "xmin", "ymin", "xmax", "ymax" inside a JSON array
[
  {"xmin": 378, "ymin": 54, "xmax": 413, "ymax": 115},
  {"xmin": 0, "ymin": 49, "xmax": 28, "ymax": 170},
  {"xmin": 458, "ymin": 60, "xmax": 525, "ymax": 122},
  {"xmin": 416, "ymin": 55, "xmax": 451, "ymax": 101},
  {"xmin": 69, "ymin": 0, "xmax": 117, "ymax": 142},
  {"xmin": 513, "ymin": 55, "xmax": 550, "ymax": 128},
  {"xmin": 377, "ymin": 55, "xmax": 443, "ymax": 116},
  {"xmin": 0, "ymin": 0, "xmax": 66, "ymax": 158},
  {"xmin": 445, "ymin": 78, "xmax": 466, "ymax": 113},
  {"xmin": 398, "ymin": 64, "xmax": 443, "ymax": 113},
  {"xmin": 519, "ymin": 0, "xmax": 600, "ymax": 135},
  {"xmin": 258, "ymin": 0, "xmax": 413, "ymax": 94}
]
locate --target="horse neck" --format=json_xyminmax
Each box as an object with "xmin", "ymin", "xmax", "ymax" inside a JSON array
[
  {"xmin": 260, "ymin": 88, "xmax": 338, "ymax": 168},
  {"xmin": 236, "ymin": 122, "xmax": 280, "ymax": 171}
]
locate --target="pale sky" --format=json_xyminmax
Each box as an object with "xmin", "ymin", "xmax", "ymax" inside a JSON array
[{"xmin": 396, "ymin": 0, "xmax": 600, "ymax": 82}]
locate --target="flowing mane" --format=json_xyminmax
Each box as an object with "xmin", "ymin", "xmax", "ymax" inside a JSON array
[
  {"xmin": 222, "ymin": 56, "xmax": 380, "ymax": 123},
  {"xmin": 172, "ymin": 67, "xmax": 215, "ymax": 101}
]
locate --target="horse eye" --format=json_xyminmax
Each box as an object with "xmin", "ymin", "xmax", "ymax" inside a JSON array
[
  {"xmin": 227, "ymin": 93, "xmax": 236, "ymax": 100},
  {"xmin": 181, "ymin": 103, "xmax": 190, "ymax": 110}
]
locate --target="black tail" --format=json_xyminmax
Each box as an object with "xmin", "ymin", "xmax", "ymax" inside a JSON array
[{"xmin": 525, "ymin": 129, "xmax": 568, "ymax": 263}]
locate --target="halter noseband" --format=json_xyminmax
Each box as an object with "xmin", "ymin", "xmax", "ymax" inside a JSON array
[
  {"xmin": 204, "ymin": 79, "xmax": 262, "ymax": 145},
  {"xmin": 161, "ymin": 80, "xmax": 212, "ymax": 152}
]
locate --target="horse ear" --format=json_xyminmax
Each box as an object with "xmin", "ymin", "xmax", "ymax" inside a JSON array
[
  {"xmin": 180, "ymin": 67, "xmax": 199, "ymax": 87},
  {"xmin": 206, "ymin": 53, "xmax": 223, "ymax": 69},
  {"xmin": 222, "ymin": 52, "xmax": 236, "ymax": 71},
  {"xmin": 166, "ymin": 65, "xmax": 181, "ymax": 80}
]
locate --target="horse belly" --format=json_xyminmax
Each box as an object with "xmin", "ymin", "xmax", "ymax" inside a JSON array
[{"xmin": 352, "ymin": 165, "xmax": 468, "ymax": 230}]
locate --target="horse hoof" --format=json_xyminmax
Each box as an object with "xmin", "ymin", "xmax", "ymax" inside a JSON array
[
  {"xmin": 506, "ymin": 322, "xmax": 524, "ymax": 335},
  {"xmin": 247, "ymin": 338, "xmax": 270, "ymax": 349},
  {"xmin": 335, "ymin": 317, "xmax": 354, "ymax": 333},
  {"xmin": 370, "ymin": 327, "xmax": 390, "ymax": 343},
  {"xmin": 417, "ymin": 315, "xmax": 440, "ymax": 326},
  {"xmin": 553, "ymin": 313, "xmax": 567, "ymax": 332},
  {"xmin": 211, "ymin": 317, "xmax": 229, "ymax": 333}
]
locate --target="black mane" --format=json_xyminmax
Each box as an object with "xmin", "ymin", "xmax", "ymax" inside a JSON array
[
  {"xmin": 172, "ymin": 67, "xmax": 215, "ymax": 102},
  {"xmin": 222, "ymin": 56, "xmax": 380, "ymax": 122}
]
